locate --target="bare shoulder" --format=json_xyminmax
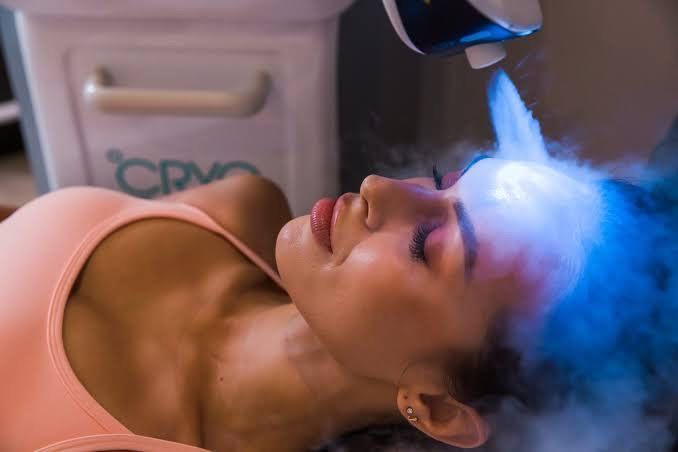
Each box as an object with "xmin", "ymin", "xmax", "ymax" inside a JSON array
[
  {"xmin": 167, "ymin": 175, "xmax": 293, "ymax": 271},
  {"xmin": 0, "ymin": 206, "xmax": 16, "ymax": 222}
]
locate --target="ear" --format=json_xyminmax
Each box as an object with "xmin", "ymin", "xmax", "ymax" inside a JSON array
[{"xmin": 396, "ymin": 382, "xmax": 489, "ymax": 448}]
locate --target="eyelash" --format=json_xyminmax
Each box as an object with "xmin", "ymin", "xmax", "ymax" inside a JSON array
[
  {"xmin": 408, "ymin": 164, "xmax": 447, "ymax": 263},
  {"xmin": 409, "ymin": 222, "xmax": 437, "ymax": 263},
  {"xmin": 432, "ymin": 164, "xmax": 444, "ymax": 190}
]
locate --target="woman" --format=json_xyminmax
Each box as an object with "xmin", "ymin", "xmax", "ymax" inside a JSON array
[{"xmin": 0, "ymin": 152, "xmax": 672, "ymax": 451}]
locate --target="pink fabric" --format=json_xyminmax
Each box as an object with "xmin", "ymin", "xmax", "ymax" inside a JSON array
[{"xmin": 0, "ymin": 187, "xmax": 284, "ymax": 451}]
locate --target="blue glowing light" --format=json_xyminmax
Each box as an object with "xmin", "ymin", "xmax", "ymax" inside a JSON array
[{"xmin": 483, "ymin": 70, "xmax": 678, "ymax": 451}]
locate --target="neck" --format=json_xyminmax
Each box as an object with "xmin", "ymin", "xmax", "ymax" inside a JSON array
[
  {"xmin": 200, "ymin": 303, "xmax": 402, "ymax": 451},
  {"xmin": 283, "ymin": 308, "xmax": 402, "ymax": 446}
]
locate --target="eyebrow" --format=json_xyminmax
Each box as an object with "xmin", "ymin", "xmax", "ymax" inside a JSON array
[{"xmin": 453, "ymin": 201, "xmax": 478, "ymax": 281}]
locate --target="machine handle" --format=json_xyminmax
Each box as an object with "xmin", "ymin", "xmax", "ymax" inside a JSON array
[{"xmin": 83, "ymin": 67, "xmax": 271, "ymax": 118}]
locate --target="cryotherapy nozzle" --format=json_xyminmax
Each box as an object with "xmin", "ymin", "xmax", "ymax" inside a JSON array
[
  {"xmin": 383, "ymin": 0, "xmax": 542, "ymax": 69},
  {"xmin": 465, "ymin": 42, "xmax": 507, "ymax": 69}
]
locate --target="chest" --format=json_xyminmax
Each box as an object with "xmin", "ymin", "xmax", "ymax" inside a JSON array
[{"xmin": 62, "ymin": 218, "xmax": 280, "ymax": 444}]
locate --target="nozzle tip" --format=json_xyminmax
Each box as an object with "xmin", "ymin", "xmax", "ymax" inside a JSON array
[{"xmin": 465, "ymin": 42, "xmax": 507, "ymax": 69}]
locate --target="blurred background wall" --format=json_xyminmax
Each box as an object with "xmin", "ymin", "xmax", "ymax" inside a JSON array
[{"xmin": 337, "ymin": 0, "xmax": 678, "ymax": 191}]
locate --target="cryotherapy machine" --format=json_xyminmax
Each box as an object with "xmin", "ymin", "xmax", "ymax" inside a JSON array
[
  {"xmin": 0, "ymin": 0, "xmax": 354, "ymax": 215},
  {"xmin": 0, "ymin": 0, "xmax": 541, "ymax": 214}
]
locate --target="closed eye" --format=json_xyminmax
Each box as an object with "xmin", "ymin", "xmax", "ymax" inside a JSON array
[{"xmin": 409, "ymin": 222, "xmax": 438, "ymax": 264}]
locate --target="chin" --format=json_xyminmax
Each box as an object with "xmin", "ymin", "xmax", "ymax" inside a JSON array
[
  {"xmin": 276, "ymin": 218, "xmax": 300, "ymax": 272},
  {"xmin": 275, "ymin": 215, "xmax": 317, "ymax": 293}
]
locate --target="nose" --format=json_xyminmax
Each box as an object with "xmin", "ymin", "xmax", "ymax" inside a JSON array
[{"xmin": 359, "ymin": 175, "xmax": 447, "ymax": 230}]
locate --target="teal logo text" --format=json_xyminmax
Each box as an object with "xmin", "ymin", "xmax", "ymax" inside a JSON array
[{"xmin": 107, "ymin": 149, "xmax": 260, "ymax": 198}]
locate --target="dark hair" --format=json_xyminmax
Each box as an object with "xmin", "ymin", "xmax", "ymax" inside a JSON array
[{"xmin": 452, "ymin": 178, "xmax": 678, "ymax": 450}]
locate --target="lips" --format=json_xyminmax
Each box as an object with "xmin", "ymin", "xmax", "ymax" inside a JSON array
[{"xmin": 310, "ymin": 197, "xmax": 336, "ymax": 252}]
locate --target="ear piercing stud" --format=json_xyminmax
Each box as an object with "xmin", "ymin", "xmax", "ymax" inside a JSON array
[{"xmin": 406, "ymin": 406, "xmax": 419, "ymax": 422}]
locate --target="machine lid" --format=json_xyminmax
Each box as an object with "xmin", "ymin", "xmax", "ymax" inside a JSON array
[{"xmin": 0, "ymin": 0, "xmax": 355, "ymax": 22}]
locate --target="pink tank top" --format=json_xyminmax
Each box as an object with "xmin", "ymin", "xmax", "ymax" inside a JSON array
[{"xmin": 0, "ymin": 187, "xmax": 284, "ymax": 451}]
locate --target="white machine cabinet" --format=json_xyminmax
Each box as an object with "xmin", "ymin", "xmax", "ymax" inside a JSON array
[{"xmin": 2, "ymin": 0, "xmax": 354, "ymax": 214}]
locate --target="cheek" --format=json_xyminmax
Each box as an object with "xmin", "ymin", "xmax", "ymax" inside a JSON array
[
  {"xmin": 333, "ymin": 250, "xmax": 470, "ymax": 376},
  {"xmin": 303, "ymin": 246, "xmax": 432, "ymax": 378},
  {"xmin": 322, "ymin": 252, "xmax": 409, "ymax": 367}
]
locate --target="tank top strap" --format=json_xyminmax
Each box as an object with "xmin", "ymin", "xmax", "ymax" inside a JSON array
[
  {"xmin": 36, "ymin": 433, "xmax": 211, "ymax": 452},
  {"xmin": 166, "ymin": 200, "xmax": 285, "ymax": 291}
]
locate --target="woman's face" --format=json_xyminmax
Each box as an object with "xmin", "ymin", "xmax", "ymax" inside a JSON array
[{"xmin": 276, "ymin": 157, "xmax": 598, "ymax": 382}]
